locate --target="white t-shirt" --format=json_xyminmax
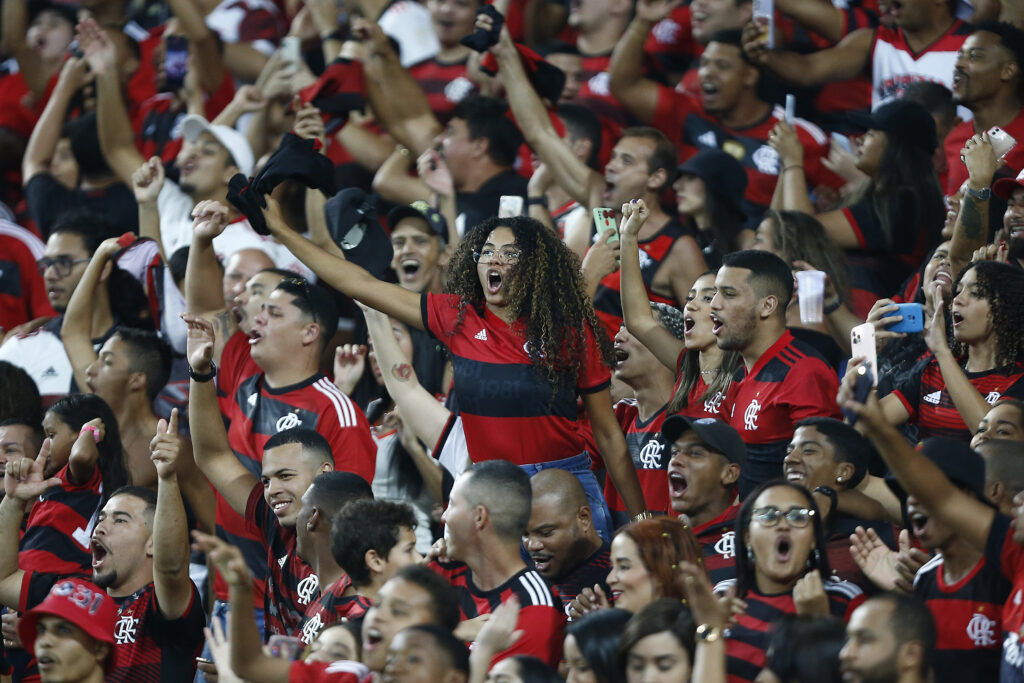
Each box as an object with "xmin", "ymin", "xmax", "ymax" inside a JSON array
[{"xmin": 156, "ymin": 180, "xmax": 314, "ymax": 280}]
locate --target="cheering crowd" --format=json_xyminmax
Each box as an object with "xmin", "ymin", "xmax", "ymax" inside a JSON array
[{"xmin": 2, "ymin": 0, "xmax": 1024, "ymax": 679}]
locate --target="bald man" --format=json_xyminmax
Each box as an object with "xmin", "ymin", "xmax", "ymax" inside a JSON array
[
  {"xmin": 221, "ymin": 249, "xmax": 275, "ymax": 310},
  {"xmin": 525, "ymin": 468, "xmax": 609, "ymax": 612},
  {"xmin": 977, "ymin": 439, "xmax": 1024, "ymax": 516}
]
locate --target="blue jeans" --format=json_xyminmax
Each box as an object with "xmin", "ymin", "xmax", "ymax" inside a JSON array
[
  {"xmin": 520, "ymin": 452, "xmax": 612, "ymax": 542},
  {"xmin": 194, "ymin": 600, "xmax": 265, "ymax": 683}
]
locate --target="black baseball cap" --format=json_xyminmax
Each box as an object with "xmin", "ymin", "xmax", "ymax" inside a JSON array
[
  {"xmin": 677, "ymin": 149, "xmax": 747, "ymax": 203},
  {"xmin": 848, "ymin": 99, "xmax": 937, "ymax": 155},
  {"xmin": 324, "ymin": 188, "xmax": 393, "ymax": 279},
  {"xmin": 28, "ymin": 0, "xmax": 78, "ymax": 25},
  {"xmin": 661, "ymin": 415, "xmax": 746, "ymax": 465},
  {"xmin": 386, "ymin": 201, "xmax": 448, "ymax": 246},
  {"xmin": 885, "ymin": 438, "xmax": 985, "ymax": 501}
]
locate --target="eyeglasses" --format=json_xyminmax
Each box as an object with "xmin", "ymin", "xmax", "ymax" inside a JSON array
[
  {"xmin": 37, "ymin": 256, "xmax": 90, "ymax": 277},
  {"xmin": 750, "ymin": 506, "xmax": 815, "ymax": 528},
  {"xmin": 473, "ymin": 248, "xmax": 521, "ymax": 265}
]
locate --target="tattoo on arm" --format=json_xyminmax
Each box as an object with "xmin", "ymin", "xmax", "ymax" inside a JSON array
[
  {"xmin": 961, "ymin": 195, "xmax": 984, "ymax": 241},
  {"xmin": 391, "ymin": 363, "xmax": 412, "ymax": 382}
]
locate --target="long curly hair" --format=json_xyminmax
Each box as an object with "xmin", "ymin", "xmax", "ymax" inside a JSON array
[
  {"xmin": 444, "ymin": 216, "xmax": 614, "ymax": 399},
  {"xmin": 953, "ymin": 261, "xmax": 1024, "ymax": 367}
]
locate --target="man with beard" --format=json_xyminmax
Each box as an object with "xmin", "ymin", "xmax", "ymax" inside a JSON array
[
  {"xmin": 0, "ymin": 411, "xmax": 206, "ymax": 681},
  {"xmin": 610, "ymin": 26, "xmax": 841, "ymax": 226},
  {"xmin": 840, "ymin": 593, "xmax": 936, "ymax": 683},
  {"xmin": 944, "ymin": 23, "xmax": 1024, "ymax": 195},
  {"xmin": 711, "ymin": 250, "xmax": 840, "ymax": 495},
  {"xmin": 994, "ymin": 166, "xmax": 1024, "ymax": 266},
  {"xmin": 524, "ymin": 469, "xmax": 608, "ymax": 612}
]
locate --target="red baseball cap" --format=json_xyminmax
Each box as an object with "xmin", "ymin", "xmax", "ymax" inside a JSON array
[
  {"xmin": 993, "ymin": 167, "xmax": 1024, "ymax": 200},
  {"xmin": 18, "ymin": 579, "xmax": 118, "ymax": 671}
]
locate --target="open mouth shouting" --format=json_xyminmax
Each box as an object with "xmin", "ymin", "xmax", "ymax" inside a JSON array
[
  {"xmin": 249, "ymin": 329, "xmax": 264, "ymax": 346},
  {"xmin": 773, "ymin": 533, "xmax": 793, "ymax": 564},
  {"xmin": 908, "ymin": 509, "xmax": 930, "ymax": 539},
  {"xmin": 485, "ymin": 268, "xmax": 503, "ymax": 296},
  {"xmin": 399, "ymin": 259, "xmax": 422, "ymax": 284},
  {"xmin": 603, "ymin": 178, "xmax": 617, "ymax": 202},
  {"xmin": 530, "ymin": 552, "xmax": 554, "ymax": 574},
  {"xmin": 363, "ymin": 627, "xmax": 384, "ymax": 655},
  {"xmin": 668, "ymin": 470, "xmax": 689, "ymax": 500},
  {"xmin": 710, "ymin": 313, "xmax": 724, "ymax": 336},
  {"xmin": 91, "ymin": 539, "xmax": 110, "ymax": 571},
  {"xmin": 951, "ymin": 309, "xmax": 965, "ymax": 328}
]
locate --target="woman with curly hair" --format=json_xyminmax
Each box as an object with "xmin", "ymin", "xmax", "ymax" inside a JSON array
[
  {"xmin": 262, "ymin": 204, "xmax": 647, "ymax": 539},
  {"xmin": 873, "ymin": 261, "xmax": 1024, "ymax": 441}
]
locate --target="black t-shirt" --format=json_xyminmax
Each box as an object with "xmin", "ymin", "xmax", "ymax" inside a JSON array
[
  {"xmin": 455, "ymin": 169, "xmax": 528, "ymax": 235},
  {"xmin": 25, "ymin": 174, "xmax": 139, "ymax": 237}
]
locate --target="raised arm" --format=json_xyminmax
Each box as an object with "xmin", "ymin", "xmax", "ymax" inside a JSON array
[
  {"xmin": 619, "ymin": 200, "xmax": 685, "ymax": 370},
  {"xmin": 840, "ymin": 360, "xmax": 996, "ymax": 552},
  {"xmin": 608, "ymin": 0, "xmax": 682, "ymax": 124},
  {"xmin": 774, "ymin": 0, "xmax": 850, "ymax": 45},
  {"xmin": 0, "ymin": 444, "xmax": 63, "ymax": 607},
  {"xmin": 82, "ymin": 19, "xmax": 146, "ymax": 185},
  {"xmin": 489, "ymin": 26, "xmax": 601, "ymax": 207},
  {"xmin": 166, "ymin": 0, "xmax": 226, "ymax": 94},
  {"xmin": 150, "ymin": 409, "xmax": 194, "ymax": 619},
  {"xmin": 949, "ymin": 134, "xmax": 996, "ymax": 277},
  {"xmin": 742, "ymin": 23, "xmax": 873, "ymax": 88},
  {"xmin": 60, "ymin": 237, "xmax": 122, "ymax": 391},
  {"xmin": 362, "ymin": 305, "xmax": 451, "ymax": 455},
  {"xmin": 22, "ymin": 58, "xmax": 89, "ymax": 181},
  {"xmin": 357, "ymin": 19, "xmax": 441, "ymax": 156},
  {"xmin": 185, "ymin": 200, "xmax": 231, "ymax": 314},
  {"xmin": 193, "ymin": 533, "xmax": 291, "ymax": 683},
  {"xmin": 182, "ymin": 311, "xmax": 259, "ymax": 515},
  {"xmin": 131, "ymin": 157, "xmax": 168, "ymax": 255},
  {"xmin": 262, "ymin": 198, "xmax": 424, "ymax": 329},
  {"xmin": 1, "ymin": 0, "xmax": 50, "ymax": 97}
]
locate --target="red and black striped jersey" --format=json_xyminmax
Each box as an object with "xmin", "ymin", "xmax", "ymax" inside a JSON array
[
  {"xmin": 550, "ymin": 199, "xmax": 585, "ymax": 242},
  {"xmin": 214, "ymin": 331, "xmax": 376, "ymax": 604},
  {"xmin": 421, "ymin": 293, "xmax": 610, "ymax": 466},
  {"xmin": 407, "ymin": 56, "xmax": 476, "ymax": 123},
  {"xmin": 914, "ymin": 553, "xmax": 1009, "ymax": 683},
  {"xmin": 299, "ymin": 575, "xmax": 370, "ymax": 646},
  {"xmin": 606, "ymin": 399, "xmax": 670, "ymax": 515},
  {"xmin": 725, "ymin": 581, "xmax": 864, "ymax": 682},
  {"xmin": 576, "ymin": 52, "xmax": 631, "ymax": 126},
  {"xmin": 889, "ymin": 357, "xmax": 1024, "ymax": 442},
  {"xmin": 691, "ymin": 503, "xmax": 740, "ymax": 589},
  {"xmin": 650, "ymin": 90, "xmax": 842, "ymax": 223},
  {"xmin": 429, "ymin": 561, "xmax": 566, "ymax": 667},
  {"xmin": 643, "ymin": 5, "xmax": 697, "ymax": 76},
  {"xmin": 986, "ymin": 514, "xmax": 1024, "ymax": 681},
  {"xmin": 132, "ymin": 69, "xmax": 236, "ymax": 165},
  {"xmin": 549, "ymin": 544, "xmax": 610, "ymax": 614},
  {"xmin": 722, "ymin": 331, "xmax": 840, "ymax": 496},
  {"xmin": 19, "ymin": 464, "xmax": 101, "ymax": 577},
  {"xmin": 593, "ymin": 219, "xmax": 691, "ymax": 340},
  {"xmin": 672, "ymin": 348, "xmax": 729, "ymax": 419},
  {"xmin": 20, "ymin": 572, "xmax": 205, "ymax": 683},
  {"xmin": 245, "ymin": 485, "xmax": 320, "ymax": 639}
]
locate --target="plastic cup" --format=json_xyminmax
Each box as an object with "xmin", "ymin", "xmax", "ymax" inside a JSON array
[{"xmin": 795, "ymin": 270, "xmax": 826, "ymax": 324}]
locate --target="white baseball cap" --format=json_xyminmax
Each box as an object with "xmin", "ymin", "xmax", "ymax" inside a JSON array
[{"xmin": 181, "ymin": 115, "xmax": 255, "ymax": 177}]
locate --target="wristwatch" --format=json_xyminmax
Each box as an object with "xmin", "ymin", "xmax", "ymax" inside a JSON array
[
  {"xmin": 965, "ymin": 185, "xmax": 991, "ymax": 201},
  {"xmin": 696, "ymin": 624, "xmax": 721, "ymax": 642},
  {"xmin": 188, "ymin": 361, "xmax": 217, "ymax": 383}
]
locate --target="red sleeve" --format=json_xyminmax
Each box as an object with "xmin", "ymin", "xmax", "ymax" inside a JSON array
[
  {"xmin": 490, "ymin": 604, "xmax": 566, "ymax": 669},
  {"xmin": 243, "ymin": 482, "xmax": 271, "ymax": 540},
  {"xmin": 797, "ymin": 124, "xmax": 844, "ymax": 190},
  {"xmin": 218, "ymin": 330, "xmax": 254, "ymax": 397},
  {"xmin": 422, "ymin": 293, "xmax": 461, "ymax": 340},
  {"xmin": 202, "ymin": 69, "xmax": 237, "ymax": 122},
  {"xmin": 316, "ymin": 394, "xmax": 377, "ymax": 485}
]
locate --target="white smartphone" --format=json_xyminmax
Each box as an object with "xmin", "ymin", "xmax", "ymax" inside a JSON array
[
  {"xmin": 282, "ymin": 36, "xmax": 302, "ymax": 69},
  {"xmin": 830, "ymin": 131, "xmax": 853, "ymax": 154},
  {"xmin": 498, "ymin": 195, "xmax": 524, "ymax": 218},
  {"xmin": 850, "ymin": 322, "xmax": 879, "ymax": 387},
  {"xmin": 784, "ymin": 94, "xmax": 795, "ymax": 124},
  {"xmin": 988, "ymin": 126, "xmax": 1017, "ymax": 160},
  {"xmin": 753, "ymin": 0, "xmax": 774, "ymax": 49}
]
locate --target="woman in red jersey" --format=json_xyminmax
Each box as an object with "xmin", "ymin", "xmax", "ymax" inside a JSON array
[{"xmin": 258, "ymin": 199, "xmax": 647, "ymax": 539}]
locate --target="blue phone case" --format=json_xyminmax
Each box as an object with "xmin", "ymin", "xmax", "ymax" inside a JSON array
[{"xmin": 883, "ymin": 303, "xmax": 923, "ymax": 333}]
